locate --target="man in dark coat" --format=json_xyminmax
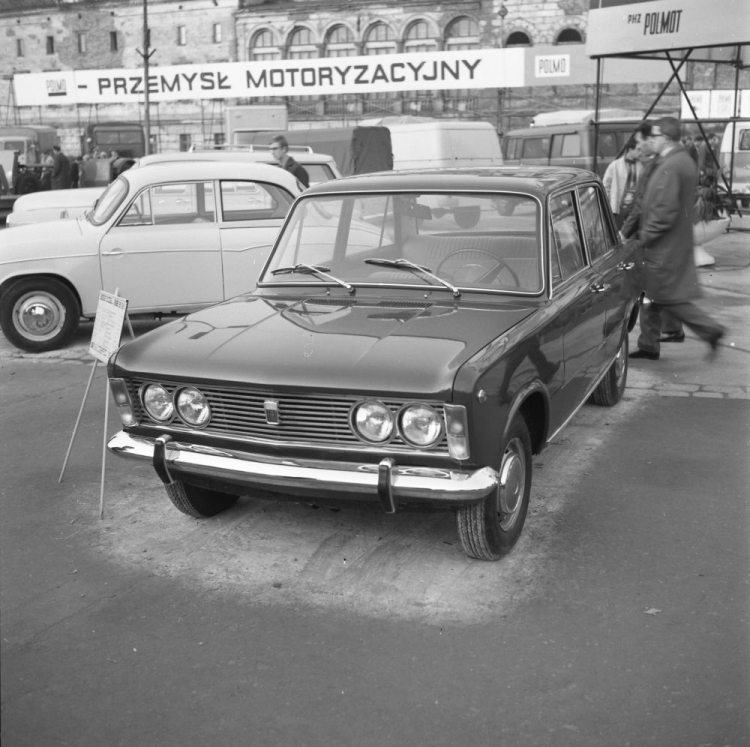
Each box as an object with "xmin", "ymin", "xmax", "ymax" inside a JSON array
[
  {"xmin": 50, "ymin": 145, "xmax": 71, "ymax": 189},
  {"xmin": 629, "ymin": 117, "xmax": 725, "ymax": 361},
  {"xmin": 269, "ymin": 135, "xmax": 309, "ymax": 188}
]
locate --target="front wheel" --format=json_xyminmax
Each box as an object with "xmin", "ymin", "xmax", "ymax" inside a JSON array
[
  {"xmin": 0, "ymin": 278, "xmax": 80, "ymax": 352},
  {"xmin": 165, "ymin": 480, "xmax": 239, "ymax": 518},
  {"xmin": 457, "ymin": 415, "xmax": 532, "ymax": 561},
  {"xmin": 591, "ymin": 334, "xmax": 628, "ymax": 406}
]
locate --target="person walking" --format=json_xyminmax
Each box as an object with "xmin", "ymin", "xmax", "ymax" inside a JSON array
[
  {"xmin": 603, "ymin": 138, "xmax": 641, "ymax": 230},
  {"xmin": 50, "ymin": 144, "xmax": 71, "ymax": 189},
  {"xmin": 621, "ymin": 121, "xmax": 685, "ymax": 344},
  {"xmin": 629, "ymin": 117, "xmax": 725, "ymax": 361},
  {"xmin": 269, "ymin": 135, "xmax": 309, "ymax": 188}
]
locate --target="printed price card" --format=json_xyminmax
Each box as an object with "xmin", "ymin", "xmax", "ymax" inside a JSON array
[{"xmin": 89, "ymin": 291, "xmax": 128, "ymax": 363}]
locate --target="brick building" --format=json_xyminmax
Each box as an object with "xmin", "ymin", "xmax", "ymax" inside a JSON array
[{"xmin": 1, "ymin": 0, "xmax": 746, "ymax": 154}]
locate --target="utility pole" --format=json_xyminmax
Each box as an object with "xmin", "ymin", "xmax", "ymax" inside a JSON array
[{"xmin": 137, "ymin": 0, "xmax": 155, "ymax": 155}]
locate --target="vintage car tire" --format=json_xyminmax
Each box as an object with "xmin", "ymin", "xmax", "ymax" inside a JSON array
[
  {"xmin": 0, "ymin": 278, "xmax": 80, "ymax": 353},
  {"xmin": 164, "ymin": 480, "xmax": 239, "ymax": 518},
  {"xmin": 456, "ymin": 415, "xmax": 532, "ymax": 561},
  {"xmin": 591, "ymin": 334, "xmax": 628, "ymax": 407}
]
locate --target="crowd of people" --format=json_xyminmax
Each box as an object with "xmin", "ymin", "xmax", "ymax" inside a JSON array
[{"xmin": 602, "ymin": 116, "xmax": 726, "ymax": 362}]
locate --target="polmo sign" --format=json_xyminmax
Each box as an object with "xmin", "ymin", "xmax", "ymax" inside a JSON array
[
  {"xmin": 13, "ymin": 48, "xmax": 524, "ymax": 107},
  {"xmin": 586, "ymin": 0, "xmax": 749, "ymax": 57}
]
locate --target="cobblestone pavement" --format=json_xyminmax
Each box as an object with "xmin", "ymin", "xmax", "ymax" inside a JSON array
[{"xmin": 2, "ymin": 219, "xmax": 749, "ymax": 400}]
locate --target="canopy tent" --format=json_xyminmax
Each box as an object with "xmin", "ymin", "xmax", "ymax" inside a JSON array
[{"xmin": 585, "ymin": 0, "xmax": 750, "ymax": 217}]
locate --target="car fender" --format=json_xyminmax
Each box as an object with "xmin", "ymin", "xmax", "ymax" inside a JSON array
[{"xmin": 503, "ymin": 379, "xmax": 551, "ymax": 455}]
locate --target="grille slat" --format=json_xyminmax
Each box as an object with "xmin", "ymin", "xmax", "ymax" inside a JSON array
[{"xmin": 126, "ymin": 378, "xmax": 449, "ymax": 452}]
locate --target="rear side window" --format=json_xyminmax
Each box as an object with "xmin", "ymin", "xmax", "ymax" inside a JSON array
[
  {"xmin": 504, "ymin": 137, "xmax": 520, "ymax": 160},
  {"xmin": 578, "ymin": 185, "xmax": 614, "ymax": 261},
  {"xmin": 220, "ymin": 181, "xmax": 293, "ymax": 222},
  {"xmin": 739, "ymin": 130, "xmax": 750, "ymax": 150},
  {"xmin": 598, "ymin": 132, "xmax": 620, "ymax": 158},
  {"xmin": 550, "ymin": 191, "xmax": 585, "ymax": 281}
]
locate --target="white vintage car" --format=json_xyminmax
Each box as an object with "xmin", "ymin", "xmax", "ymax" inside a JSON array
[{"xmin": 0, "ymin": 160, "xmax": 301, "ymax": 351}]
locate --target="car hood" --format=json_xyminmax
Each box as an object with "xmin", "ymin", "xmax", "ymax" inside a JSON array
[
  {"xmin": 1, "ymin": 217, "xmax": 86, "ymax": 258},
  {"xmin": 112, "ymin": 292, "xmax": 538, "ymax": 399}
]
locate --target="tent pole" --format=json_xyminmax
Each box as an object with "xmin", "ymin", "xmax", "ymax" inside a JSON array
[{"xmin": 593, "ymin": 57, "xmax": 602, "ymax": 176}]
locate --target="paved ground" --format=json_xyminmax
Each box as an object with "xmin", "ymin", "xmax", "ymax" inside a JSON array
[{"xmin": 1, "ymin": 219, "xmax": 748, "ymax": 746}]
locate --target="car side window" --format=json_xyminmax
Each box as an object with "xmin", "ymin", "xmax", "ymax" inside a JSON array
[
  {"xmin": 220, "ymin": 181, "xmax": 292, "ymax": 222},
  {"xmin": 522, "ymin": 137, "xmax": 550, "ymax": 159},
  {"xmin": 560, "ymin": 134, "xmax": 581, "ymax": 157},
  {"xmin": 150, "ymin": 182, "xmax": 215, "ymax": 225},
  {"xmin": 550, "ymin": 191, "xmax": 585, "ymax": 281},
  {"xmin": 119, "ymin": 188, "xmax": 153, "ymax": 226},
  {"xmin": 578, "ymin": 185, "xmax": 614, "ymax": 261}
]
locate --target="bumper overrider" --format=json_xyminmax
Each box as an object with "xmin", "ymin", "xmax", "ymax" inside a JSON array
[{"xmin": 107, "ymin": 431, "xmax": 498, "ymax": 513}]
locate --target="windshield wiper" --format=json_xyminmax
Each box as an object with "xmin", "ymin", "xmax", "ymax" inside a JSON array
[
  {"xmin": 271, "ymin": 263, "xmax": 354, "ymax": 294},
  {"xmin": 364, "ymin": 257, "xmax": 460, "ymax": 298}
]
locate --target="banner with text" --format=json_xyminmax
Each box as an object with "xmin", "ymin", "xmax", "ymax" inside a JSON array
[
  {"xmin": 586, "ymin": 0, "xmax": 749, "ymax": 57},
  {"xmin": 13, "ymin": 48, "xmax": 525, "ymax": 107}
]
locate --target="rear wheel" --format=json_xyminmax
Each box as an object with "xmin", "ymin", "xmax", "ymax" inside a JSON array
[
  {"xmin": 0, "ymin": 278, "xmax": 80, "ymax": 352},
  {"xmin": 164, "ymin": 480, "xmax": 239, "ymax": 518},
  {"xmin": 457, "ymin": 415, "xmax": 532, "ymax": 561},
  {"xmin": 592, "ymin": 334, "xmax": 628, "ymax": 406}
]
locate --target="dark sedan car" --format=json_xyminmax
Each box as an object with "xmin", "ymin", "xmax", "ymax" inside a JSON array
[{"xmin": 107, "ymin": 167, "xmax": 641, "ymax": 560}]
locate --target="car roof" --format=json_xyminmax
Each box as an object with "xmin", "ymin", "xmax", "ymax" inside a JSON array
[
  {"xmin": 137, "ymin": 150, "xmax": 338, "ymax": 167},
  {"xmin": 120, "ymin": 160, "xmax": 301, "ymax": 193},
  {"xmin": 303, "ymin": 166, "xmax": 598, "ymax": 199}
]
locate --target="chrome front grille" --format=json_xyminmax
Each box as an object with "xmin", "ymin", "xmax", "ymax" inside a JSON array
[{"xmin": 126, "ymin": 378, "xmax": 449, "ymax": 452}]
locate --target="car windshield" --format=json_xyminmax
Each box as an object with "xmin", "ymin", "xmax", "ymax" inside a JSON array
[
  {"xmin": 261, "ymin": 191, "xmax": 543, "ymax": 294},
  {"xmin": 89, "ymin": 177, "xmax": 128, "ymax": 225}
]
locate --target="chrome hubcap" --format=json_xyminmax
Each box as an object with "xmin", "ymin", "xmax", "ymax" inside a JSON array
[
  {"xmin": 498, "ymin": 437, "xmax": 526, "ymax": 531},
  {"xmin": 14, "ymin": 292, "xmax": 65, "ymax": 342}
]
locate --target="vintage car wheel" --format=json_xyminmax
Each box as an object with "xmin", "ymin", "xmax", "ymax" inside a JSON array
[
  {"xmin": 591, "ymin": 334, "xmax": 628, "ymax": 407},
  {"xmin": 457, "ymin": 415, "xmax": 532, "ymax": 561},
  {"xmin": 164, "ymin": 480, "xmax": 239, "ymax": 518},
  {"xmin": 0, "ymin": 278, "xmax": 80, "ymax": 352}
]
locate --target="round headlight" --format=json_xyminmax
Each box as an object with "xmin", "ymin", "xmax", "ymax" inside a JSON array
[
  {"xmin": 352, "ymin": 400, "xmax": 394, "ymax": 443},
  {"xmin": 142, "ymin": 384, "xmax": 174, "ymax": 422},
  {"xmin": 399, "ymin": 404, "xmax": 443, "ymax": 447},
  {"xmin": 176, "ymin": 387, "xmax": 211, "ymax": 427}
]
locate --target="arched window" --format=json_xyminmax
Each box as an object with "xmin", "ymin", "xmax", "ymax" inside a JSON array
[
  {"xmin": 445, "ymin": 16, "xmax": 479, "ymax": 51},
  {"xmin": 556, "ymin": 28, "xmax": 583, "ymax": 44},
  {"xmin": 325, "ymin": 24, "xmax": 355, "ymax": 58},
  {"xmin": 404, "ymin": 20, "xmax": 436, "ymax": 53},
  {"xmin": 364, "ymin": 22, "xmax": 396, "ymax": 56},
  {"xmin": 505, "ymin": 31, "xmax": 531, "ymax": 47},
  {"xmin": 249, "ymin": 29, "xmax": 279, "ymax": 61},
  {"xmin": 288, "ymin": 26, "xmax": 316, "ymax": 59}
]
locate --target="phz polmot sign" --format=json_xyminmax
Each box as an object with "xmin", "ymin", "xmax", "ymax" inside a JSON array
[
  {"xmin": 13, "ymin": 48, "xmax": 525, "ymax": 107},
  {"xmin": 586, "ymin": 0, "xmax": 749, "ymax": 57}
]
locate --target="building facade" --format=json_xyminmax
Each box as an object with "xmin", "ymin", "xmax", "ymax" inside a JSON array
[{"xmin": 1, "ymin": 0, "xmax": 746, "ymax": 154}]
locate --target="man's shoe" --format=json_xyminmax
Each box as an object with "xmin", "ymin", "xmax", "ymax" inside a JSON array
[
  {"xmin": 659, "ymin": 331, "xmax": 685, "ymax": 343},
  {"xmin": 629, "ymin": 350, "xmax": 660, "ymax": 360},
  {"xmin": 706, "ymin": 330, "xmax": 724, "ymax": 361}
]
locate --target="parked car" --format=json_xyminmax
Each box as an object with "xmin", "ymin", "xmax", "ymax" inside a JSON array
[
  {"xmin": 0, "ymin": 161, "xmax": 301, "ymax": 351},
  {"xmin": 4, "ymin": 149, "xmax": 339, "ymax": 229},
  {"xmin": 107, "ymin": 167, "xmax": 641, "ymax": 561}
]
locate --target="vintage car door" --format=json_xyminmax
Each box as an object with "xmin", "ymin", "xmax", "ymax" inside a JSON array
[
  {"xmin": 99, "ymin": 181, "xmax": 223, "ymax": 310},
  {"xmin": 547, "ymin": 190, "xmax": 610, "ymax": 424},
  {"xmin": 576, "ymin": 183, "xmax": 635, "ymax": 358},
  {"xmin": 217, "ymin": 179, "xmax": 296, "ymax": 299}
]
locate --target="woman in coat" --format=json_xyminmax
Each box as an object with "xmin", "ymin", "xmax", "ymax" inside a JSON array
[{"xmin": 630, "ymin": 117, "xmax": 725, "ymax": 360}]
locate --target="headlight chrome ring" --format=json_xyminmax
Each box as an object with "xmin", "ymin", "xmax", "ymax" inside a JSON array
[
  {"xmin": 142, "ymin": 383, "xmax": 174, "ymax": 422},
  {"xmin": 176, "ymin": 387, "xmax": 211, "ymax": 427},
  {"xmin": 398, "ymin": 403, "xmax": 443, "ymax": 448},
  {"xmin": 351, "ymin": 400, "xmax": 394, "ymax": 443}
]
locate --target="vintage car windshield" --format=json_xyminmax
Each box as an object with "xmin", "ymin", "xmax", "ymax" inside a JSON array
[
  {"xmin": 262, "ymin": 191, "xmax": 543, "ymax": 294},
  {"xmin": 89, "ymin": 177, "xmax": 128, "ymax": 225}
]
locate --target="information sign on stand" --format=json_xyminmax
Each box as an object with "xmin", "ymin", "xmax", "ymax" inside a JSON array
[{"xmin": 59, "ymin": 290, "xmax": 132, "ymax": 519}]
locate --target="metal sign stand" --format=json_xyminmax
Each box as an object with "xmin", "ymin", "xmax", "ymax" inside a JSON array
[{"xmin": 58, "ymin": 290, "xmax": 134, "ymax": 519}]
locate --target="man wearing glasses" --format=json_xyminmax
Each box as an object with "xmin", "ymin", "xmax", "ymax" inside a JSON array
[
  {"xmin": 629, "ymin": 116, "xmax": 725, "ymax": 361},
  {"xmin": 269, "ymin": 135, "xmax": 310, "ymax": 189}
]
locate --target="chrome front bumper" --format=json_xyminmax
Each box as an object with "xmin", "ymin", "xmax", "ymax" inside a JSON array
[{"xmin": 107, "ymin": 431, "xmax": 498, "ymax": 513}]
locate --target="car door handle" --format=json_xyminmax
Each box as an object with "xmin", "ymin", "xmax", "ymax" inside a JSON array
[
  {"xmin": 616, "ymin": 261, "xmax": 635, "ymax": 271},
  {"xmin": 590, "ymin": 282, "xmax": 610, "ymax": 293},
  {"xmin": 101, "ymin": 248, "xmax": 124, "ymax": 256}
]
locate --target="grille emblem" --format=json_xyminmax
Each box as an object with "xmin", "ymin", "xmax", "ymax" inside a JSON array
[{"xmin": 264, "ymin": 399, "xmax": 280, "ymax": 425}]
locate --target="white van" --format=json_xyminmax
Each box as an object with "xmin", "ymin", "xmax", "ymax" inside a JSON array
[
  {"xmin": 383, "ymin": 120, "xmax": 503, "ymax": 170},
  {"xmin": 720, "ymin": 122, "xmax": 750, "ymax": 208}
]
